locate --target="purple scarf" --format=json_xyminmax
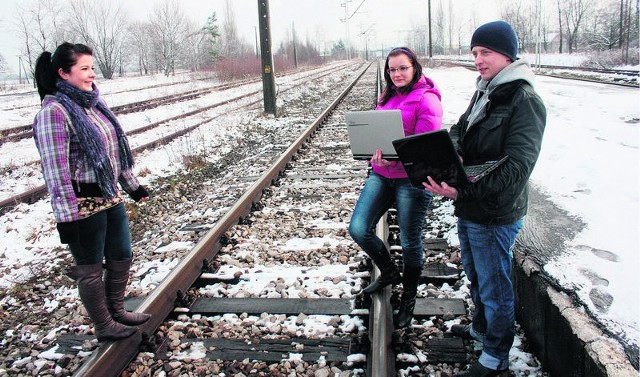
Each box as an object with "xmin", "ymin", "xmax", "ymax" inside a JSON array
[{"xmin": 55, "ymin": 80, "xmax": 134, "ymax": 199}]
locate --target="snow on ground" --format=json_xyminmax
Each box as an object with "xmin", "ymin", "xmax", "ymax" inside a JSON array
[{"xmin": 426, "ymin": 61, "xmax": 639, "ymax": 356}]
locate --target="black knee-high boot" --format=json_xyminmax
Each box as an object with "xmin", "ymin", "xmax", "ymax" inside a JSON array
[
  {"xmin": 67, "ymin": 263, "xmax": 137, "ymax": 341},
  {"xmin": 361, "ymin": 247, "xmax": 401, "ymax": 294},
  {"xmin": 394, "ymin": 265, "xmax": 423, "ymax": 328},
  {"xmin": 104, "ymin": 259, "xmax": 151, "ymax": 326}
]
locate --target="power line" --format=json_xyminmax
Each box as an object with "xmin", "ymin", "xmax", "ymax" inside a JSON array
[{"xmin": 348, "ymin": 0, "xmax": 366, "ymax": 19}]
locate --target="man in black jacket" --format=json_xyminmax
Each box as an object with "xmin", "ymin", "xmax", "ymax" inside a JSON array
[{"xmin": 423, "ymin": 20, "xmax": 546, "ymax": 377}]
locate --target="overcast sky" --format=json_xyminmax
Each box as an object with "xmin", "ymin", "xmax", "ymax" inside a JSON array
[{"xmin": 0, "ymin": 0, "xmax": 503, "ymax": 74}]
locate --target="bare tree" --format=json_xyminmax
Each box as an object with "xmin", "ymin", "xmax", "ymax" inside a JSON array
[
  {"xmin": 127, "ymin": 21, "xmax": 155, "ymax": 75},
  {"xmin": 446, "ymin": 0, "xmax": 456, "ymax": 54},
  {"xmin": 14, "ymin": 12, "xmax": 36, "ymax": 79},
  {"xmin": 582, "ymin": 1, "xmax": 620, "ymax": 50},
  {"xmin": 432, "ymin": 0, "xmax": 445, "ymax": 55},
  {"xmin": 0, "ymin": 53, "xmax": 8, "ymax": 75},
  {"xmin": 620, "ymin": 0, "xmax": 638, "ymax": 63},
  {"xmin": 65, "ymin": 0, "xmax": 128, "ymax": 79},
  {"xmin": 540, "ymin": 1, "xmax": 554, "ymax": 53},
  {"xmin": 13, "ymin": 0, "xmax": 67, "ymax": 79},
  {"xmin": 182, "ymin": 19, "xmax": 208, "ymax": 72},
  {"xmin": 148, "ymin": 0, "xmax": 188, "ymax": 76},
  {"xmin": 560, "ymin": 0, "xmax": 592, "ymax": 53},
  {"xmin": 220, "ymin": 0, "xmax": 248, "ymax": 58},
  {"xmin": 501, "ymin": 0, "xmax": 537, "ymax": 53}
]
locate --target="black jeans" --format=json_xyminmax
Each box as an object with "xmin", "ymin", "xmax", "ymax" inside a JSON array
[{"xmin": 68, "ymin": 203, "xmax": 133, "ymax": 265}]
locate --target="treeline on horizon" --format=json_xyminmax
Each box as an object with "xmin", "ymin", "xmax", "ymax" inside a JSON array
[{"xmin": 0, "ymin": 0, "xmax": 637, "ymax": 82}]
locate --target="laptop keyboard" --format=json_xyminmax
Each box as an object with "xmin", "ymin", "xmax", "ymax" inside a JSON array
[{"xmin": 464, "ymin": 163, "xmax": 492, "ymax": 177}]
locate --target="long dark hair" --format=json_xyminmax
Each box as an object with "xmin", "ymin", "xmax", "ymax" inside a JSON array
[
  {"xmin": 34, "ymin": 42, "xmax": 93, "ymax": 101},
  {"xmin": 378, "ymin": 47, "xmax": 423, "ymax": 106}
]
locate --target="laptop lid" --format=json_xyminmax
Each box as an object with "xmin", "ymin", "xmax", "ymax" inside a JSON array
[
  {"xmin": 345, "ymin": 110, "xmax": 406, "ymax": 160},
  {"xmin": 392, "ymin": 129, "xmax": 508, "ymax": 188}
]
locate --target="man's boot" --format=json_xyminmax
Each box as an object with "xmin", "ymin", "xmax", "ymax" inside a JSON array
[
  {"xmin": 104, "ymin": 259, "xmax": 151, "ymax": 326},
  {"xmin": 362, "ymin": 248, "xmax": 401, "ymax": 294},
  {"xmin": 393, "ymin": 264, "xmax": 423, "ymax": 328},
  {"xmin": 67, "ymin": 263, "xmax": 137, "ymax": 341}
]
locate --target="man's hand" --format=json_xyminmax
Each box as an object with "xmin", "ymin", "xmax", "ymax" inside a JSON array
[{"xmin": 422, "ymin": 176, "xmax": 458, "ymax": 200}]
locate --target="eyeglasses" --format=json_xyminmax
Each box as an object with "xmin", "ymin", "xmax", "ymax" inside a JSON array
[{"xmin": 387, "ymin": 65, "xmax": 413, "ymax": 74}]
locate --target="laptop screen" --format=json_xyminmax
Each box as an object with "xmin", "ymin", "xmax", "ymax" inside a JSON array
[
  {"xmin": 392, "ymin": 129, "xmax": 507, "ymax": 188},
  {"xmin": 345, "ymin": 110, "xmax": 406, "ymax": 160}
]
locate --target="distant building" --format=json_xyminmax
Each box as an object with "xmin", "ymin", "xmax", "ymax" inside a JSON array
[
  {"xmin": 520, "ymin": 32, "xmax": 567, "ymax": 54},
  {"xmin": 545, "ymin": 33, "xmax": 567, "ymax": 53}
]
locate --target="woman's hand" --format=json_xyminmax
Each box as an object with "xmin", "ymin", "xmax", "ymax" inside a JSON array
[
  {"xmin": 370, "ymin": 149, "xmax": 390, "ymax": 167},
  {"xmin": 422, "ymin": 176, "xmax": 458, "ymax": 200},
  {"xmin": 130, "ymin": 185, "xmax": 150, "ymax": 202}
]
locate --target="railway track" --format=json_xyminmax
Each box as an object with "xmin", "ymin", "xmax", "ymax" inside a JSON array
[
  {"xmin": 434, "ymin": 58, "xmax": 639, "ymax": 87},
  {"xmin": 1, "ymin": 52, "xmax": 635, "ymax": 376},
  {"xmin": 0, "ymin": 59, "xmax": 553, "ymax": 376},
  {"xmin": 70, "ymin": 58, "xmax": 381, "ymax": 377},
  {"xmin": 3, "ymin": 60, "xmax": 491, "ymax": 377},
  {"xmin": 0, "ymin": 74, "xmax": 195, "ymax": 111},
  {"xmin": 0, "ymin": 63, "xmax": 352, "ymax": 145},
  {"xmin": 0, "ymin": 63, "xmax": 355, "ymax": 215}
]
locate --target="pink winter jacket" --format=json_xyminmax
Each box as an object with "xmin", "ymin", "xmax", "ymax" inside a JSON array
[{"xmin": 372, "ymin": 75, "xmax": 443, "ymax": 179}]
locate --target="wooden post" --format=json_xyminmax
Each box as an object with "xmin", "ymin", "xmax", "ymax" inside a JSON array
[{"xmin": 257, "ymin": 0, "xmax": 277, "ymax": 116}]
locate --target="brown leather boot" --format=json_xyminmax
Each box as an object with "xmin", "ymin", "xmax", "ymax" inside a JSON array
[
  {"xmin": 104, "ymin": 259, "xmax": 150, "ymax": 326},
  {"xmin": 67, "ymin": 263, "xmax": 137, "ymax": 341}
]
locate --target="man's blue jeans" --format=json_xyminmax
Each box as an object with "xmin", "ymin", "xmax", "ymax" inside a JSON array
[
  {"xmin": 457, "ymin": 217, "xmax": 524, "ymax": 371},
  {"xmin": 68, "ymin": 203, "xmax": 133, "ymax": 265},
  {"xmin": 349, "ymin": 172, "xmax": 431, "ymax": 268}
]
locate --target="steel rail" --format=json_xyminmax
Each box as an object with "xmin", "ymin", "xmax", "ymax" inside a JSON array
[
  {"xmin": 368, "ymin": 215, "xmax": 395, "ymax": 377},
  {"xmin": 434, "ymin": 58, "xmax": 639, "ymax": 87},
  {"xmin": 72, "ymin": 62, "xmax": 372, "ymax": 377},
  {"xmin": 367, "ymin": 59, "xmax": 395, "ymax": 377},
  {"xmin": 536, "ymin": 72, "xmax": 639, "ymax": 87},
  {"xmin": 433, "ymin": 58, "xmax": 639, "ymax": 75}
]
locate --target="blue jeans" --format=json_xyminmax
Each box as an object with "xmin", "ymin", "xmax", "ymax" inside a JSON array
[
  {"xmin": 349, "ymin": 172, "xmax": 432, "ymax": 268},
  {"xmin": 68, "ymin": 203, "xmax": 133, "ymax": 265},
  {"xmin": 457, "ymin": 217, "xmax": 524, "ymax": 371}
]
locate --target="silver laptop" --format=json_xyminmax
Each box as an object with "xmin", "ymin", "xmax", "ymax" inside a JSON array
[{"xmin": 345, "ymin": 110, "xmax": 405, "ymax": 160}]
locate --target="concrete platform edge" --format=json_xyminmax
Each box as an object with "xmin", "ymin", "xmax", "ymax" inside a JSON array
[{"xmin": 513, "ymin": 251, "xmax": 637, "ymax": 377}]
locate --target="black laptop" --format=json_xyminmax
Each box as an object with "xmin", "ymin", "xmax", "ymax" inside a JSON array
[{"xmin": 392, "ymin": 129, "xmax": 508, "ymax": 188}]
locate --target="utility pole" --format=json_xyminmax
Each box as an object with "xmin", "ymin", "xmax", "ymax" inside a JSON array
[
  {"xmin": 427, "ymin": 0, "xmax": 433, "ymax": 67},
  {"xmin": 257, "ymin": 0, "xmax": 277, "ymax": 115},
  {"xmin": 292, "ymin": 22, "xmax": 298, "ymax": 68},
  {"xmin": 359, "ymin": 23, "xmax": 375, "ymax": 61},
  {"xmin": 254, "ymin": 26, "xmax": 259, "ymax": 59},
  {"xmin": 365, "ymin": 38, "xmax": 368, "ymax": 60},
  {"xmin": 17, "ymin": 56, "xmax": 29, "ymax": 85},
  {"xmin": 17, "ymin": 56, "xmax": 22, "ymax": 84},
  {"xmin": 535, "ymin": 0, "xmax": 542, "ymax": 71},
  {"xmin": 341, "ymin": 1, "xmax": 351, "ymax": 60}
]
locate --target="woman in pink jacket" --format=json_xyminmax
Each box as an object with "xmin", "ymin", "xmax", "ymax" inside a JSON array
[{"xmin": 349, "ymin": 47, "xmax": 443, "ymax": 328}]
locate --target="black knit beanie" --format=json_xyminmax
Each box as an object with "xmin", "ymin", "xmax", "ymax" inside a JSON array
[{"xmin": 470, "ymin": 20, "xmax": 518, "ymax": 61}]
